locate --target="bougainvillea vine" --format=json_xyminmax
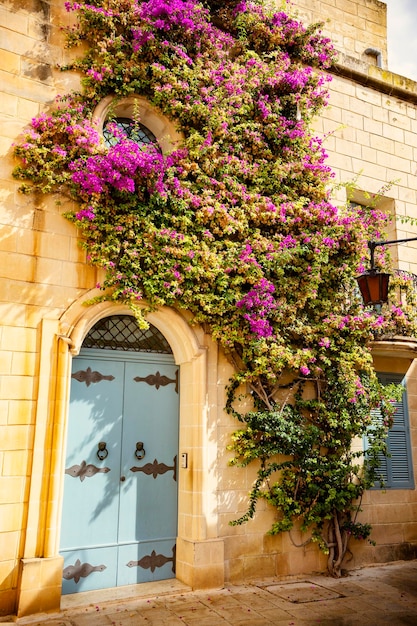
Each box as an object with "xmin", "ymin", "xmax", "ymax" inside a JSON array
[{"xmin": 13, "ymin": 0, "xmax": 417, "ymax": 577}]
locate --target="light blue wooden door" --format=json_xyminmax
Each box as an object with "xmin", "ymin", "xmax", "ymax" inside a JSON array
[{"xmin": 60, "ymin": 350, "xmax": 179, "ymax": 594}]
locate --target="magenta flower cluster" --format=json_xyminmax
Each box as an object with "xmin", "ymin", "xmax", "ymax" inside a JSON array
[
  {"xmin": 69, "ymin": 139, "xmax": 178, "ymax": 196},
  {"xmin": 132, "ymin": 0, "xmax": 232, "ymax": 54},
  {"xmin": 236, "ymin": 278, "xmax": 277, "ymax": 338},
  {"xmin": 138, "ymin": 0, "xmax": 207, "ymax": 31}
]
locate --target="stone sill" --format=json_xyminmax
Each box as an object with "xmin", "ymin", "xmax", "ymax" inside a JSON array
[{"xmin": 371, "ymin": 336, "xmax": 417, "ymax": 359}]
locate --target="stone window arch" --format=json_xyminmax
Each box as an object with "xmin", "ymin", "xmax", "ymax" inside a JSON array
[{"xmin": 93, "ymin": 95, "xmax": 182, "ymax": 155}]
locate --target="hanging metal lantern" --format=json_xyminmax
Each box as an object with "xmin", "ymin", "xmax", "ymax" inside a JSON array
[{"xmin": 356, "ymin": 270, "xmax": 390, "ymax": 306}]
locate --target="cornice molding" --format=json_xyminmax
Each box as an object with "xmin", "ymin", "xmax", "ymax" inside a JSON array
[{"xmin": 331, "ymin": 53, "xmax": 417, "ymax": 105}]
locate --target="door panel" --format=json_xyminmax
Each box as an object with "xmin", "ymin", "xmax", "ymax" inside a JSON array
[
  {"xmin": 60, "ymin": 352, "xmax": 179, "ymax": 594},
  {"xmin": 117, "ymin": 539, "xmax": 176, "ymax": 586},
  {"xmin": 118, "ymin": 362, "xmax": 179, "ymax": 547},
  {"xmin": 60, "ymin": 357, "xmax": 124, "ymax": 594},
  {"xmin": 62, "ymin": 546, "xmax": 118, "ymax": 595}
]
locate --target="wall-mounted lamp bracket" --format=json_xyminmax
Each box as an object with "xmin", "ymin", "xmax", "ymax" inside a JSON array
[{"xmin": 357, "ymin": 236, "xmax": 417, "ymax": 306}]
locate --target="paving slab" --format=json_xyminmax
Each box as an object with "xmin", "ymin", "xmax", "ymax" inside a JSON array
[
  {"xmin": 262, "ymin": 581, "xmax": 342, "ymax": 603},
  {"xmin": 2, "ymin": 560, "xmax": 416, "ymax": 626}
]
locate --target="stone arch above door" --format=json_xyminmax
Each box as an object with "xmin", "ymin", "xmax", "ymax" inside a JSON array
[{"xmin": 59, "ymin": 296, "xmax": 206, "ymax": 365}]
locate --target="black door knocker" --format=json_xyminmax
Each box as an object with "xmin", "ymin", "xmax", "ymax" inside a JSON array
[
  {"xmin": 135, "ymin": 442, "xmax": 146, "ymax": 460},
  {"xmin": 97, "ymin": 441, "xmax": 109, "ymax": 460}
]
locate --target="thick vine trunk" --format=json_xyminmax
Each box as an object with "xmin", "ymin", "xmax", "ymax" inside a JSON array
[{"xmin": 327, "ymin": 513, "xmax": 349, "ymax": 577}]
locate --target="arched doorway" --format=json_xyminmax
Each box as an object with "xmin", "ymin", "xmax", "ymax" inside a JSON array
[{"xmin": 59, "ymin": 315, "xmax": 179, "ymax": 594}]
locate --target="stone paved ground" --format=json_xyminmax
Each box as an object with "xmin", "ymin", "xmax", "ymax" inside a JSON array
[{"xmin": 5, "ymin": 560, "xmax": 417, "ymax": 626}]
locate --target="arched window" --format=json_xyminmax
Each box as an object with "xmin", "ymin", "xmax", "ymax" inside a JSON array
[{"xmin": 103, "ymin": 117, "xmax": 161, "ymax": 151}]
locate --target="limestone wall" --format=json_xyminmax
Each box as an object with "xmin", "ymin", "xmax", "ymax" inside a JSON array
[
  {"xmin": 0, "ymin": 0, "xmax": 96, "ymax": 614},
  {"xmin": 317, "ymin": 71, "xmax": 417, "ymax": 273},
  {"xmin": 290, "ymin": 0, "xmax": 388, "ymax": 69}
]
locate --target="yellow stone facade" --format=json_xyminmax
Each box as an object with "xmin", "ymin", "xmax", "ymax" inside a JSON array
[{"xmin": 1, "ymin": 0, "xmax": 417, "ymax": 618}]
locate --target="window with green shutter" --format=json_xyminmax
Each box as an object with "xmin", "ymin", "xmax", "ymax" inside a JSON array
[{"xmin": 367, "ymin": 373, "xmax": 414, "ymax": 490}]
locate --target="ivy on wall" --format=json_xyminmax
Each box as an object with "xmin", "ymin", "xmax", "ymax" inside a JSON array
[{"xmin": 13, "ymin": 0, "xmax": 417, "ymax": 576}]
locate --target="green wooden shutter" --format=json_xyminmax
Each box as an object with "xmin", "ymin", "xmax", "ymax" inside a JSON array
[{"xmin": 371, "ymin": 373, "xmax": 414, "ymax": 489}]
